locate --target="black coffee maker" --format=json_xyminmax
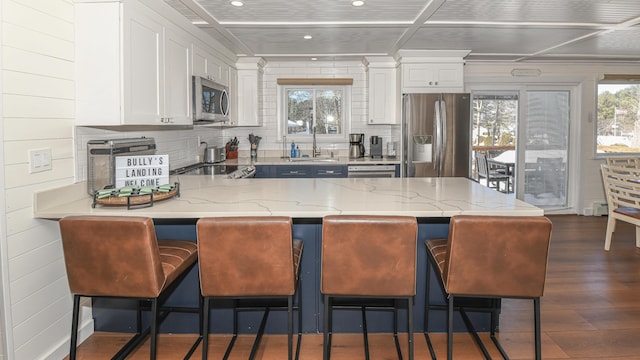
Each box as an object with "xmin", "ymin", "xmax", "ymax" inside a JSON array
[
  {"xmin": 370, "ymin": 136, "xmax": 383, "ymax": 158},
  {"xmin": 349, "ymin": 133, "xmax": 365, "ymax": 158}
]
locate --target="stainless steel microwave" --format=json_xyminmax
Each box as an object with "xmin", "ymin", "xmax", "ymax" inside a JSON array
[{"xmin": 192, "ymin": 76, "xmax": 229, "ymax": 124}]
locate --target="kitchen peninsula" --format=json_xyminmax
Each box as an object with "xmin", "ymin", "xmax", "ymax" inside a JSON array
[
  {"xmin": 35, "ymin": 176, "xmax": 540, "ymax": 219},
  {"xmin": 35, "ymin": 177, "xmax": 542, "ymax": 335}
]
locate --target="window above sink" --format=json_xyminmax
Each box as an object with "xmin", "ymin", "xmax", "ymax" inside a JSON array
[{"xmin": 277, "ymin": 80, "xmax": 352, "ymax": 143}]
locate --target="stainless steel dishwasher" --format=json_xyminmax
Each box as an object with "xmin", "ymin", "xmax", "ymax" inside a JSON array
[{"xmin": 347, "ymin": 164, "xmax": 397, "ymax": 178}]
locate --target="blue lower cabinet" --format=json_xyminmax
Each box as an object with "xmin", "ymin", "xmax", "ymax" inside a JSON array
[
  {"xmin": 253, "ymin": 165, "xmax": 271, "ymax": 178},
  {"xmin": 93, "ymin": 219, "xmax": 495, "ymax": 334},
  {"xmin": 254, "ymin": 165, "xmax": 348, "ymax": 178}
]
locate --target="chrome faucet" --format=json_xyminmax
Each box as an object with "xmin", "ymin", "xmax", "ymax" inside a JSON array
[
  {"xmin": 312, "ymin": 128, "xmax": 321, "ymax": 157},
  {"xmin": 310, "ymin": 114, "xmax": 321, "ymax": 157}
]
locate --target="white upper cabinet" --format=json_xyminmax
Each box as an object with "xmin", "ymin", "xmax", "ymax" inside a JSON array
[
  {"xmin": 193, "ymin": 45, "xmax": 228, "ymax": 86},
  {"xmin": 397, "ymin": 50, "xmax": 469, "ymax": 94},
  {"xmin": 163, "ymin": 28, "xmax": 192, "ymax": 124},
  {"xmin": 233, "ymin": 57, "xmax": 265, "ymax": 127},
  {"xmin": 365, "ymin": 56, "xmax": 398, "ymax": 125},
  {"xmin": 401, "ymin": 63, "xmax": 463, "ymax": 91},
  {"xmin": 76, "ymin": 0, "xmax": 191, "ymax": 126},
  {"xmin": 227, "ymin": 66, "xmax": 238, "ymax": 125}
]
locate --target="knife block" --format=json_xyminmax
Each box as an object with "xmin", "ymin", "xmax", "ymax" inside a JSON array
[{"xmin": 226, "ymin": 150, "xmax": 238, "ymax": 159}]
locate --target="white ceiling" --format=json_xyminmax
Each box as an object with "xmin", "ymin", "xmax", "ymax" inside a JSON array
[{"xmin": 165, "ymin": 0, "xmax": 640, "ymax": 62}]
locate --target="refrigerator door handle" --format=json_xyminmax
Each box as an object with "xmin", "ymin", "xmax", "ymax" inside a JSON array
[
  {"xmin": 404, "ymin": 95, "xmax": 415, "ymax": 177},
  {"xmin": 439, "ymin": 98, "xmax": 447, "ymax": 176},
  {"xmin": 434, "ymin": 100, "xmax": 441, "ymax": 172}
]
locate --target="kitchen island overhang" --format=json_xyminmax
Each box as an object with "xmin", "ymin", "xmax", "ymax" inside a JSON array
[{"xmin": 34, "ymin": 177, "xmax": 543, "ymax": 334}]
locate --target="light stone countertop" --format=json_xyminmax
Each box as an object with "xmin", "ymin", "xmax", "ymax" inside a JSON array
[{"xmin": 34, "ymin": 176, "xmax": 542, "ymax": 219}]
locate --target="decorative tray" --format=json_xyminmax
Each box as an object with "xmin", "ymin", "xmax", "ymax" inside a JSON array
[{"xmin": 92, "ymin": 182, "xmax": 180, "ymax": 210}]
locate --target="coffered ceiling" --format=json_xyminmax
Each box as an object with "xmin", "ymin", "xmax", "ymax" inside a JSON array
[{"xmin": 165, "ymin": 0, "xmax": 640, "ymax": 62}]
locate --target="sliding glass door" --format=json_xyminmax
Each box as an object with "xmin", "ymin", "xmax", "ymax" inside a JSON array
[
  {"xmin": 471, "ymin": 86, "xmax": 573, "ymax": 210},
  {"xmin": 523, "ymin": 90, "xmax": 570, "ymax": 208}
]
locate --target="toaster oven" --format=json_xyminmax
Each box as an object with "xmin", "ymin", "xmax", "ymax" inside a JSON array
[{"xmin": 87, "ymin": 137, "xmax": 156, "ymax": 195}]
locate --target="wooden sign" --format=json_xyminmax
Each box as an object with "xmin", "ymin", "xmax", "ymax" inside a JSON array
[{"xmin": 115, "ymin": 155, "xmax": 169, "ymax": 188}]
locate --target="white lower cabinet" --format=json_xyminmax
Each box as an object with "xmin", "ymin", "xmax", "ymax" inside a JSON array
[{"xmin": 76, "ymin": 0, "xmax": 191, "ymax": 126}]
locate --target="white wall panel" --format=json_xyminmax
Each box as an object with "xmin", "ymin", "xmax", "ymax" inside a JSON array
[
  {"xmin": 4, "ymin": 160, "xmax": 74, "ymax": 189},
  {"xmin": 12, "ymin": 295, "xmax": 70, "ymax": 352},
  {"xmin": 8, "ymin": 0, "xmax": 74, "ymax": 23},
  {"xmin": 3, "ymin": 118, "xmax": 73, "ymax": 141},
  {"xmin": 3, "ymin": 138, "xmax": 72, "ymax": 165},
  {"xmin": 2, "ymin": 94, "xmax": 74, "ymax": 119},
  {"xmin": 2, "ymin": 22, "xmax": 73, "ymax": 61},
  {"xmin": 7, "ymin": 257, "xmax": 65, "ymax": 307},
  {"xmin": 3, "ymin": 0, "xmax": 73, "ymax": 40},
  {"xmin": 1, "ymin": 0, "xmax": 75, "ymax": 357},
  {"xmin": 6, "ymin": 221, "xmax": 59, "ymax": 259},
  {"xmin": 8, "ymin": 240, "xmax": 63, "ymax": 284},
  {"xmin": 5, "ymin": 179, "xmax": 70, "ymax": 212},
  {"xmin": 11, "ymin": 277, "xmax": 68, "ymax": 326},
  {"xmin": 2, "ymin": 71, "xmax": 74, "ymax": 99},
  {"xmin": 2, "ymin": 47, "xmax": 74, "ymax": 79}
]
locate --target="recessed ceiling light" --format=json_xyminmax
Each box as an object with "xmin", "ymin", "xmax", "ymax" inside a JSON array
[
  {"xmin": 311, "ymin": 57, "xmax": 318, "ymax": 61},
  {"xmin": 230, "ymin": 1, "xmax": 244, "ymax": 6},
  {"xmin": 304, "ymin": 35, "xmax": 313, "ymax": 40},
  {"xmin": 352, "ymin": 0, "xmax": 365, "ymax": 6}
]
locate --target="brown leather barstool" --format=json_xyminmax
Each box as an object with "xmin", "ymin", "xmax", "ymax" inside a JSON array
[
  {"xmin": 59, "ymin": 216, "xmax": 198, "ymax": 360},
  {"xmin": 424, "ymin": 215, "xmax": 552, "ymax": 360},
  {"xmin": 196, "ymin": 216, "xmax": 303, "ymax": 360},
  {"xmin": 321, "ymin": 215, "xmax": 418, "ymax": 360}
]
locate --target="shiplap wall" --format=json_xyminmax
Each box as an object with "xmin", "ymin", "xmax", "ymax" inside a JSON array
[{"xmin": 1, "ymin": 0, "xmax": 79, "ymax": 358}]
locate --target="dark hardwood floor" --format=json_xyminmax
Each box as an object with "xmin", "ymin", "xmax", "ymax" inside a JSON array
[{"xmin": 68, "ymin": 215, "xmax": 640, "ymax": 359}]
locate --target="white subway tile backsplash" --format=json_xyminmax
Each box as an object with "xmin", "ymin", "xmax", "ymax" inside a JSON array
[{"xmin": 223, "ymin": 60, "xmax": 392, "ymax": 151}]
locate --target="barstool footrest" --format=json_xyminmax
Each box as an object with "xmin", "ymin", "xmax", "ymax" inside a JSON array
[
  {"xmin": 110, "ymin": 309, "xmax": 171, "ymax": 360},
  {"xmin": 458, "ymin": 306, "xmax": 494, "ymax": 359},
  {"xmin": 325, "ymin": 297, "xmax": 411, "ymax": 360},
  {"xmin": 248, "ymin": 308, "xmax": 270, "ymax": 359}
]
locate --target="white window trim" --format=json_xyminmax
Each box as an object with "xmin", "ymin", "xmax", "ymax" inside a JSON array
[
  {"xmin": 276, "ymin": 84, "xmax": 351, "ymax": 144},
  {"xmin": 594, "ymin": 80, "xmax": 640, "ymax": 158}
]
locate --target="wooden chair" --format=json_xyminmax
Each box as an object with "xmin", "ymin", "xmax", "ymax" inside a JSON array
[
  {"xmin": 424, "ymin": 215, "xmax": 552, "ymax": 360},
  {"xmin": 196, "ymin": 216, "xmax": 303, "ymax": 360},
  {"xmin": 59, "ymin": 216, "xmax": 198, "ymax": 360},
  {"xmin": 476, "ymin": 154, "xmax": 511, "ymax": 193},
  {"xmin": 600, "ymin": 164, "xmax": 640, "ymax": 250},
  {"xmin": 321, "ymin": 215, "xmax": 418, "ymax": 360},
  {"xmin": 605, "ymin": 157, "xmax": 640, "ymax": 167}
]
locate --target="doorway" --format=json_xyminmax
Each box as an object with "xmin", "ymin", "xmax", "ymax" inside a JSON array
[{"xmin": 471, "ymin": 87, "xmax": 572, "ymax": 210}]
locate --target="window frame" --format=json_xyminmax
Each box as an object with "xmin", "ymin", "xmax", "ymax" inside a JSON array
[
  {"xmin": 277, "ymin": 84, "xmax": 351, "ymax": 143},
  {"xmin": 595, "ymin": 77, "xmax": 640, "ymax": 157}
]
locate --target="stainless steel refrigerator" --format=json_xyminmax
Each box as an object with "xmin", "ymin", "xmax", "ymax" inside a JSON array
[{"xmin": 402, "ymin": 93, "xmax": 471, "ymax": 177}]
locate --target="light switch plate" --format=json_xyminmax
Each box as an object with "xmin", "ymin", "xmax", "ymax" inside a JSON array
[{"xmin": 29, "ymin": 148, "xmax": 52, "ymax": 173}]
